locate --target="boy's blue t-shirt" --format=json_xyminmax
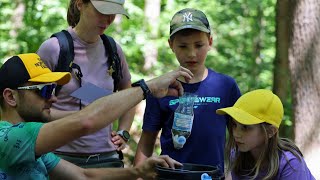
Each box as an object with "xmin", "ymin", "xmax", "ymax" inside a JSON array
[
  {"xmin": 0, "ymin": 121, "xmax": 60, "ymax": 179},
  {"xmin": 143, "ymin": 69, "xmax": 241, "ymax": 169}
]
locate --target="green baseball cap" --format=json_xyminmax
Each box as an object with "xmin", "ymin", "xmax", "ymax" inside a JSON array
[{"xmin": 170, "ymin": 8, "xmax": 211, "ymax": 37}]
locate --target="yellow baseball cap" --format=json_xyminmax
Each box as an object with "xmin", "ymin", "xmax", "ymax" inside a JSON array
[
  {"xmin": 216, "ymin": 89, "xmax": 284, "ymax": 128},
  {"xmin": 0, "ymin": 53, "xmax": 71, "ymax": 93}
]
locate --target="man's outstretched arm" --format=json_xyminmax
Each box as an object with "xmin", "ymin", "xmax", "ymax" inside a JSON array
[{"xmin": 36, "ymin": 67, "xmax": 193, "ymax": 156}]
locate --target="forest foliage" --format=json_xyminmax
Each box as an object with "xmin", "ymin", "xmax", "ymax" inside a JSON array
[{"xmin": 1, "ymin": 0, "xmax": 288, "ymax": 163}]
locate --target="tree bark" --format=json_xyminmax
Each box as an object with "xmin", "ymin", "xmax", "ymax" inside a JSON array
[
  {"xmin": 9, "ymin": 0, "xmax": 25, "ymax": 54},
  {"xmin": 143, "ymin": 0, "xmax": 160, "ymax": 71},
  {"xmin": 288, "ymin": 0, "xmax": 320, "ymax": 177},
  {"xmin": 274, "ymin": 0, "xmax": 291, "ymax": 138}
]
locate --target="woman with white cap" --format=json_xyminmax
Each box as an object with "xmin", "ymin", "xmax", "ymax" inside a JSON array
[{"xmin": 37, "ymin": 0, "xmax": 134, "ymax": 168}]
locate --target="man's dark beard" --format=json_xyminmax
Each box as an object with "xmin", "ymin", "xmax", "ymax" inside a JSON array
[
  {"xmin": 16, "ymin": 90, "xmax": 49, "ymax": 123},
  {"xmin": 19, "ymin": 111, "xmax": 48, "ymax": 123},
  {"xmin": 17, "ymin": 107, "xmax": 48, "ymax": 123}
]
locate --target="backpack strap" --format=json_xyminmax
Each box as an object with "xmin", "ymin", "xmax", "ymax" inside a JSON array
[
  {"xmin": 101, "ymin": 34, "xmax": 123, "ymax": 92},
  {"xmin": 50, "ymin": 31, "xmax": 121, "ymax": 107},
  {"xmin": 52, "ymin": 30, "xmax": 75, "ymax": 72},
  {"xmin": 51, "ymin": 30, "xmax": 83, "ymax": 109}
]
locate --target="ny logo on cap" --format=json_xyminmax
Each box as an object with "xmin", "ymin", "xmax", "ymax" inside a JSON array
[{"xmin": 182, "ymin": 12, "xmax": 193, "ymax": 22}]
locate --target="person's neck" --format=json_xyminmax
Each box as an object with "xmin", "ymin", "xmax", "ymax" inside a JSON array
[
  {"xmin": 74, "ymin": 24, "xmax": 100, "ymax": 44},
  {"xmin": 250, "ymin": 146, "xmax": 265, "ymax": 162},
  {"xmin": 1, "ymin": 110, "xmax": 24, "ymax": 124}
]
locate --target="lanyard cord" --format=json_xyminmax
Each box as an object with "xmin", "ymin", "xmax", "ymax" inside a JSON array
[{"xmin": 72, "ymin": 63, "xmax": 83, "ymax": 110}]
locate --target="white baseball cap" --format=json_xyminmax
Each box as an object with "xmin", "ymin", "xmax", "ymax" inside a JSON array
[{"xmin": 91, "ymin": 0, "xmax": 129, "ymax": 18}]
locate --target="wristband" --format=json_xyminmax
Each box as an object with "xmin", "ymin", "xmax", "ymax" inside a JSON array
[{"xmin": 131, "ymin": 79, "xmax": 152, "ymax": 99}]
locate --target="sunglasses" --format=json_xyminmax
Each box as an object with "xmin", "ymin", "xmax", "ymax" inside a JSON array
[{"xmin": 17, "ymin": 83, "xmax": 57, "ymax": 99}]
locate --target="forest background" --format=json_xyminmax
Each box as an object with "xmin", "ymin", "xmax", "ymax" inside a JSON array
[{"xmin": 0, "ymin": 0, "xmax": 319, "ymax": 178}]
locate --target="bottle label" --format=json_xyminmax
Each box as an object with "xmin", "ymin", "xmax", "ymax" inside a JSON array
[{"xmin": 172, "ymin": 112, "xmax": 194, "ymax": 132}]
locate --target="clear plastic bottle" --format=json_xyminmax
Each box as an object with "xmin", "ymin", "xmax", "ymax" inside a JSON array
[{"xmin": 171, "ymin": 92, "xmax": 197, "ymax": 149}]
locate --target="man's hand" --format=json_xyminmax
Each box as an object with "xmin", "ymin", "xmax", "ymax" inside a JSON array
[
  {"xmin": 146, "ymin": 66, "xmax": 193, "ymax": 98},
  {"xmin": 136, "ymin": 155, "xmax": 182, "ymax": 180}
]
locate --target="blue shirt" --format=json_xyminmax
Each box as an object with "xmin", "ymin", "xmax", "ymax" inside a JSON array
[{"xmin": 143, "ymin": 69, "xmax": 241, "ymax": 170}]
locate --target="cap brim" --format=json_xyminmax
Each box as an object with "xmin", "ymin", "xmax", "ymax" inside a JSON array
[
  {"xmin": 170, "ymin": 26, "xmax": 210, "ymax": 37},
  {"xmin": 29, "ymin": 72, "xmax": 71, "ymax": 85},
  {"xmin": 216, "ymin": 107, "xmax": 264, "ymax": 125},
  {"xmin": 91, "ymin": 1, "xmax": 129, "ymax": 18}
]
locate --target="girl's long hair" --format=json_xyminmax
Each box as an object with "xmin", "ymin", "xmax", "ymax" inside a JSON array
[
  {"xmin": 67, "ymin": 0, "xmax": 90, "ymax": 27},
  {"xmin": 225, "ymin": 121, "xmax": 303, "ymax": 180}
]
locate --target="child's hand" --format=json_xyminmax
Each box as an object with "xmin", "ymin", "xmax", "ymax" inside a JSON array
[{"xmin": 111, "ymin": 131, "xmax": 127, "ymax": 151}]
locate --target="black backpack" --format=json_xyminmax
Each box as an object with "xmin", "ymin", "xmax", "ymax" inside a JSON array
[{"xmin": 51, "ymin": 30, "xmax": 123, "ymax": 95}]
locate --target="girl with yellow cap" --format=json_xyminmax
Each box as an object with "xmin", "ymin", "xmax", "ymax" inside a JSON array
[{"xmin": 217, "ymin": 89, "xmax": 315, "ymax": 180}]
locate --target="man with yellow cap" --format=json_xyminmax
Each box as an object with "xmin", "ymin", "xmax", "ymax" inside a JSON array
[{"xmin": 0, "ymin": 53, "xmax": 193, "ymax": 179}]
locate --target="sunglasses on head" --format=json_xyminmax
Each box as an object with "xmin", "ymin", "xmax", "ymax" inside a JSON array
[{"xmin": 17, "ymin": 83, "xmax": 57, "ymax": 99}]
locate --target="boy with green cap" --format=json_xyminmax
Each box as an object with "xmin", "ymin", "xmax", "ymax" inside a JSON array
[{"xmin": 134, "ymin": 8, "xmax": 241, "ymax": 174}]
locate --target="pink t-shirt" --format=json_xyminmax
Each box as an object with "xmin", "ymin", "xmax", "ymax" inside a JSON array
[{"xmin": 37, "ymin": 27, "xmax": 131, "ymax": 154}]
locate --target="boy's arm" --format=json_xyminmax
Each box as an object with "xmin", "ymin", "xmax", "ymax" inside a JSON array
[{"xmin": 134, "ymin": 131, "xmax": 159, "ymax": 166}]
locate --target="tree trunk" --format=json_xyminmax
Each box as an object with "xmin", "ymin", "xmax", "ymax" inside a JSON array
[
  {"xmin": 0, "ymin": 0, "xmax": 25, "ymax": 119},
  {"xmin": 288, "ymin": 0, "xmax": 320, "ymax": 178},
  {"xmin": 143, "ymin": 0, "xmax": 160, "ymax": 71},
  {"xmin": 10, "ymin": 1, "xmax": 25, "ymax": 38},
  {"xmin": 9, "ymin": 0, "xmax": 25, "ymax": 54},
  {"xmin": 250, "ymin": 3, "xmax": 263, "ymax": 90},
  {"xmin": 274, "ymin": 0, "xmax": 291, "ymax": 138}
]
